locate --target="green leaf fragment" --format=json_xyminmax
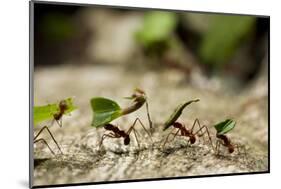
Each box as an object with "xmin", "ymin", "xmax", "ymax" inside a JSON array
[
  {"xmin": 34, "ymin": 97, "xmax": 77, "ymax": 126},
  {"xmin": 163, "ymin": 99, "xmax": 200, "ymax": 130},
  {"xmin": 213, "ymin": 119, "xmax": 236, "ymax": 135},
  {"xmin": 90, "ymin": 97, "xmax": 122, "ymax": 128}
]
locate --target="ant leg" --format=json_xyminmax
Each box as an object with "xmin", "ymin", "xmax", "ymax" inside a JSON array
[
  {"xmin": 99, "ymin": 133, "xmax": 116, "ymax": 148},
  {"xmin": 34, "ymin": 126, "xmax": 63, "ymax": 154},
  {"xmin": 132, "ymin": 129, "xmax": 140, "ymax": 148},
  {"xmin": 145, "ymin": 101, "xmax": 153, "ymax": 131},
  {"xmin": 215, "ymin": 140, "xmax": 221, "ymax": 155},
  {"xmin": 127, "ymin": 118, "xmax": 153, "ymax": 143},
  {"xmin": 194, "ymin": 125, "xmax": 215, "ymax": 152},
  {"xmin": 34, "ymin": 138, "xmax": 56, "ymax": 156},
  {"xmin": 190, "ymin": 119, "xmax": 206, "ymax": 143},
  {"xmin": 162, "ymin": 128, "xmax": 180, "ymax": 149}
]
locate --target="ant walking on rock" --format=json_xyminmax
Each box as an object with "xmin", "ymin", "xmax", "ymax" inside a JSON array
[
  {"xmin": 99, "ymin": 118, "xmax": 153, "ymax": 148},
  {"xmin": 162, "ymin": 99, "xmax": 214, "ymax": 150},
  {"xmin": 91, "ymin": 88, "xmax": 153, "ymax": 149},
  {"xmin": 213, "ymin": 119, "xmax": 245, "ymax": 155}
]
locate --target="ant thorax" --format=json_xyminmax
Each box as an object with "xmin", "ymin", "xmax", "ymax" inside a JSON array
[{"xmin": 216, "ymin": 134, "xmax": 231, "ymax": 145}]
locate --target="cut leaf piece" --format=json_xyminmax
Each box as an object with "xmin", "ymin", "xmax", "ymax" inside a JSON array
[
  {"xmin": 90, "ymin": 97, "xmax": 122, "ymax": 128},
  {"xmin": 163, "ymin": 99, "xmax": 200, "ymax": 130},
  {"xmin": 213, "ymin": 119, "xmax": 236, "ymax": 135},
  {"xmin": 34, "ymin": 97, "xmax": 77, "ymax": 126}
]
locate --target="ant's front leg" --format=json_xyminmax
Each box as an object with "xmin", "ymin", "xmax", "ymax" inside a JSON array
[
  {"xmin": 34, "ymin": 126, "xmax": 63, "ymax": 154},
  {"xmin": 99, "ymin": 133, "xmax": 117, "ymax": 149}
]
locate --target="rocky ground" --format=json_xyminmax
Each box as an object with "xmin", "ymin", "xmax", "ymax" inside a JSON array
[{"xmin": 32, "ymin": 64, "xmax": 268, "ymax": 186}]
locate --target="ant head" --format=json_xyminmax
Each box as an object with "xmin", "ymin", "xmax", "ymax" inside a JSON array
[
  {"xmin": 173, "ymin": 122, "xmax": 182, "ymax": 128},
  {"xmin": 124, "ymin": 136, "xmax": 130, "ymax": 145},
  {"xmin": 104, "ymin": 124, "xmax": 114, "ymax": 130},
  {"xmin": 190, "ymin": 136, "xmax": 196, "ymax": 144},
  {"xmin": 59, "ymin": 100, "xmax": 68, "ymax": 110}
]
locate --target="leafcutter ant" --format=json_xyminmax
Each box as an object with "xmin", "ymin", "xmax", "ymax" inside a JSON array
[
  {"xmin": 91, "ymin": 88, "xmax": 153, "ymax": 149},
  {"xmin": 162, "ymin": 99, "xmax": 214, "ymax": 150},
  {"xmin": 99, "ymin": 118, "xmax": 153, "ymax": 148},
  {"xmin": 213, "ymin": 119, "xmax": 245, "ymax": 155}
]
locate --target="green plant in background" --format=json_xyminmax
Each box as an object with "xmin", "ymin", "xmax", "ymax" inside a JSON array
[
  {"xmin": 135, "ymin": 11, "xmax": 178, "ymax": 56},
  {"xmin": 199, "ymin": 15, "xmax": 256, "ymax": 67},
  {"xmin": 33, "ymin": 97, "xmax": 77, "ymax": 155},
  {"xmin": 42, "ymin": 13, "xmax": 76, "ymax": 42}
]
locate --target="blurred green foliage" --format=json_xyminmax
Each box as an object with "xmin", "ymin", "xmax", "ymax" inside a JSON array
[
  {"xmin": 199, "ymin": 15, "xmax": 256, "ymax": 67},
  {"xmin": 135, "ymin": 11, "xmax": 177, "ymax": 50},
  {"xmin": 41, "ymin": 13, "xmax": 76, "ymax": 42}
]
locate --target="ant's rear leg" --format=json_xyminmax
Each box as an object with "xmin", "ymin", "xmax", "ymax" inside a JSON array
[
  {"xmin": 34, "ymin": 126, "xmax": 63, "ymax": 154},
  {"xmin": 145, "ymin": 101, "xmax": 153, "ymax": 132},
  {"xmin": 215, "ymin": 140, "xmax": 222, "ymax": 155},
  {"xmin": 34, "ymin": 138, "xmax": 56, "ymax": 156}
]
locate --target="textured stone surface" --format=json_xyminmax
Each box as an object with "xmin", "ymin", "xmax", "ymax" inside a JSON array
[{"xmin": 33, "ymin": 65, "xmax": 268, "ymax": 186}]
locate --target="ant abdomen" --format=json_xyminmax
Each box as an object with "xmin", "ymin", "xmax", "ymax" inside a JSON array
[
  {"xmin": 189, "ymin": 136, "xmax": 196, "ymax": 144},
  {"xmin": 124, "ymin": 137, "xmax": 130, "ymax": 145},
  {"xmin": 228, "ymin": 145, "xmax": 234, "ymax": 153}
]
